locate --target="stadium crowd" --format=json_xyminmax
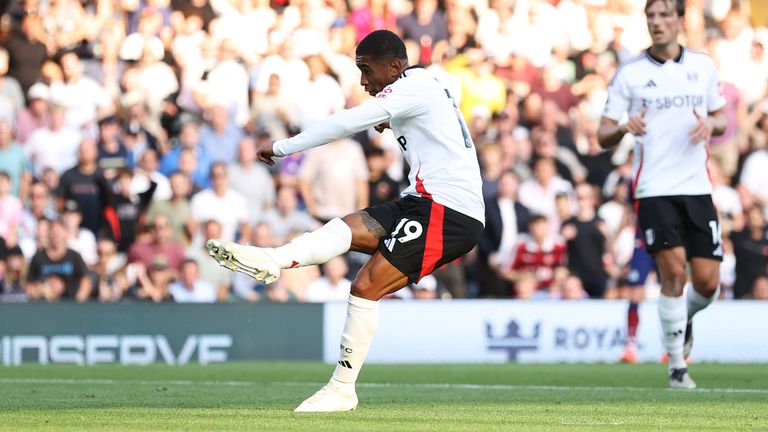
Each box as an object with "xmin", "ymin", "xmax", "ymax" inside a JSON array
[{"xmin": 0, "ymin": 0, "xmax": 766, "ymax": 303}]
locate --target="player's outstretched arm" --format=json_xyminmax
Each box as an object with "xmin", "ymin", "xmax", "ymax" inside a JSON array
[{"xmin": 256, "ymin": 103, "xmax": 391, "ymax": 166}]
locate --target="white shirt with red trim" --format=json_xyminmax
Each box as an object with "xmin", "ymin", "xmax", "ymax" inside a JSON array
[
  {"xmin": 273, "ymin": 66, "xmax": 485, "ymax": 224},
  {"xmin": 602, "ymin": 48, "xmax": 726, "ymax": 199}
]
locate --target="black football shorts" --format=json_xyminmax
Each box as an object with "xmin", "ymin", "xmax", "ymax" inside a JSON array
[
  {"xmin": 364, "ymin": 195, "xmax": 484, "ymax": 283},
  {"xmin": 636, "ymin": 194, "xmax": 723, "ymax": 261}
]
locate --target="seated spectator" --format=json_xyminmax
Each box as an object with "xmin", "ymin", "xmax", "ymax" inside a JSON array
[
  {"xmin": 518, "ymin": 157, "xmax": 576, "ymax": 233},
  {"xmin": 93, "ymin": 238, "xmax": 129, "ymax": 302},
  {"xmin": 731, "ymin": 205, "xmax": 768, "ymax": 299},
  {"xmin": 557, "ymin": 275, "xmax": 588, "ymax": 300},
  {"xmin": 56, "ymin": 139, "xmax": 104, "ymax": 237},
  {"xmin": 96, "ymin": 115, "xmax": 130, "ymax": 179},
  {"xmin": 503, "ymin": 214, "xmax": 568, "ymax": 298},
  {"xmin": 132, "ymin": 149, "xmax": 172, "ymax": 201},
  {"xmin": 15, "ymin": 83, "xmax": 50, "ymax": 145},
  {"xmin": 0, "ymin": 171, "xmax": 23, "ymax": 242},
  {"xmin": 60, "ymin": 200, "xmax": 97, "ymax": 266},
  {"xmin": 128, "ymin": 212, "xmax": 186, "ymax": 276},
  {"xmin": 191, "ymin": 162, "xmax": 250, "ymax": 243},
  {"xmin": 146, "ymin": 171, "xmax": 196, "ymax": 244},
  {"xmin": 366, "ymin": 146, "xmax": 400, "ymax": 206},
  {"xmin": 0, "ymin": 118, "xmax": 31, "ymax": 198},
  {"xmin": 186, "ymin": 219, "xmax": 232, "ymax": 302},
  {"xmin": 102, "ymin": 168, "xmax": 157, "ymax": 252},
  {"xmin": 198, "ymin": 105, "xmax": 244, "ymax": 164},
  {"xmin": 260, "ymin": 186, "xmax": 320, "ymax": 245},
  {"xmin": 303, "ymin": 256, "xmax": 351, "ymax": 303},
  {"xmin": 0, "ymin": 245, "xmax": 26, "ymax": 302},
  {"xmin": 26, "ymin": 218, "xmax": 91, "ymax": 301},
  {"xmin": 127, "ymin": 257, "xmax": 173, "ymax": 302},
  {"xmin": 169, "ymin": 258, "xmax": 217, "ymax": 303},
  {"xmin": 159, "ymin": 120, "xmax": 211, "ymax": 189},
  {"xmin": 228, "ymin": 136, "xmax": 275, "ymax": 225}
]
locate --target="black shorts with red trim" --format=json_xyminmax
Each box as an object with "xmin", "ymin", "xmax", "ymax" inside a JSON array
[
  {"xmin": 636, "ymin": 194, "xmax": 723, "ymax": 261},
  {"xmin": 363, "ymin": 195, "xmax": 484, "ymax": 283}
]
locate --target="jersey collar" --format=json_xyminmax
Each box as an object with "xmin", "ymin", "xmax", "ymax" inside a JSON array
[
  {"xmin": 399, "ymin": 65, "xmax": 425, "ymax": 79},
  {"xmin": 645, "ymin": 45, "xmax": 684, "ymax": 66}
]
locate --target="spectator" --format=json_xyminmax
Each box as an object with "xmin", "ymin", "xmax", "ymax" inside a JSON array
[
  {"xmin": 198, "ymin": 104, "xmax": 245, "ymax": 164},
  {"xmin": 504, "ymin": 214, "xmax": 567, "ymax": 298},
  {"xmin": 3, "ymin": 15, "xmax": 48, "ymax": 96},
  {"xmin": 191, "ymin": 162, "xmax": 250, "ymax": 243},
  {"xmin": 60, "ymin": 199, "xmax": 97, "ymax": 266},
  {"xmin": 101, "ymin": 168, "xmax": 157, "ymax": 252},
  {"xmin": 132, "ymin": 149, "xmax": 172, "ymax": 202},
  {"xmin": 298, "ymin": 138, "xmax": 369, "ymax": 223},
  {"xmin": 0, "ymin": 48, "xmax": 25, "ymax": 122},
  {"xmin": 93, "ymin": 238, "xmax": 129, "ymax": 302},
  {"xmin": 159, "ymin": 120, "xmax": 211, "ymax": 188},
  {"xmin": 146, "ymin": 171, "xmax": 195, "ymax": 244},
  {"xmin": 57, "ymin": 51, "xmax": 113, "ymax": 130},
  {"xmin": 0, "ymin": 171, "xmax": 23, "ymax": 243},
  {"xmin": 127, "ymin": 212, "xmax": 185, "ymax": 275},
  {"xmin": 303, "ymin": 256, "xmax": 351, "ymax": 303},
  {"xmin": 26, "ymin": 218, "xmax": 91, "ymax": 301},
  {"xmin": 397, "ymin": 0, "xmax": 449, "ymax": 65},
  {"xmin": 560, "ymin": 183, "xmax": 610, "ymax": 298},
  {"xmin": 366, "ymin": 146, "xmax": 399, "ymax": 206},
  {"xmin": 228, "ymin": 136, "xmax": 276, "ymax": 225},
  {"xmin": 0, "ymin": 119, "xmax": 31, "ymax": 198},
  {"xmin": 518, "ymin": 156, "xmax": 575, "ymax": 232},
  {"xmin": 478, "ymin": 170, "xmax": 531, "ymax": 298},
  {"xmin": 186, "ymin": 219, "xmax": 232, "ymax": 302},
  {"xmin": 753, "ymin": 276, "xmax": 768, "ymax": 300},
  {"xmin": 128, "ymin": 257, "xmax": 173, "ymax": 302},
  {"xmin": 96, "ymin": 115, "xmax": 130, "ymax": 179},
  {"xmin": 260, "ymin": 186, "xmax": 320, "ymax": 245},
  {"xmin": 169, "ymin": 258, "xmax": 216, "ymax": 302},
  {"xmin": 18, "ymin": 181, "xmax": 56, "ymax": 255},
  {"xmin": 26, "ymin": 103, "xmax": 82, "ymax": 177},
  {"xmin": 730, "ymin": 206, "xmax": 768, "ymax": 299},
  {"xmin": 15, "ymin": 83, "xmax": 51, "ymax": 145},
  {"xmin": 1, "ymin": 245, "xmax": 26, "ymax": 302}
]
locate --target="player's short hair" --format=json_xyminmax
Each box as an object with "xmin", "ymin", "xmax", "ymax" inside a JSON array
[
  {"xmin": 356, "ymin": 30, "xmax": 407, "ymax": 61},
  {"xmin": 645, "ymin": 0, "xmax": 684, "ymax": 17}
]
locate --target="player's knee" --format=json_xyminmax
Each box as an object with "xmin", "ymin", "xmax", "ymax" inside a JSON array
[
  {"xmin": 350, "ymin": 275, "xmax": 380, "ymax": 301},
  {"xmin": 692, "ymin": 278, "xmax": 719, "ymax": 297}
]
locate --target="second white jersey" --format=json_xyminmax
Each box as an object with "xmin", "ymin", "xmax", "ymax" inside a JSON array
[
  {"xmin": 370, "ymin": 67, "xmax": 485, "ymax": 224},
  {"xmin": 603, "ymin": 48, "xmax": 726, "ymax": 199}
]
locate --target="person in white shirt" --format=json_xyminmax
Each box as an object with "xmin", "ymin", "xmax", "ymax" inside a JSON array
[
  {"xmin": 169, "ymin": 259, "xmax": 217, "ymax": 303},
  {"xmin": 598, "ymin": 0, "xmax": 727, "ymax": 390},
  {"xmin": 206, "ymin": 30, "xmax": 483, "ymax": 412},
  {"xmin": 191, "ymin": 162, "xmax": 250, "ymax": 244},
  {"xmin": 303, "ymin": 256, "xmax": 352, "ymax": 303}
]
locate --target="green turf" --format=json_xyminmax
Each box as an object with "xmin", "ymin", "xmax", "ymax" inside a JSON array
[{"xmin": 1, "ymin": 363, "xmax": 766, "ymax": 431}]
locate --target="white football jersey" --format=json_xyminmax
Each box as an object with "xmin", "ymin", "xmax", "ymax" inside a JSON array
[
  {"xmin": 602, "ymin": 48, "xmax": 726, "ymax": 199},
  {"xmin": 370, "ymin": 67, "xmax": 485, "ymax": 224}
]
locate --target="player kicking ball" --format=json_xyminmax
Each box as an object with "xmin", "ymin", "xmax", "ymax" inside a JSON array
[
  {"xmin": 207, "ymin": 30, "xmax": 484, "ymax": 411},
  {"xmin": 598, "ymin": 0, "xmax": 727, "ymax": 388}
]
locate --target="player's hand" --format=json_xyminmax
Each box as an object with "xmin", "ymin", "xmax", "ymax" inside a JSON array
[
  {"xmin": 256, "ymin": 140, "xmax": 278, "ymax": 166},
  {"xmin": 374, "ymin": 121, "xmax": 390, "ymax": 133},
  {"xmin": 625, "ymin": 106, "xmax": 647, "ymax": 136},
  {"xmin": 690, "ymin": 108, "xmax": 713, "ymax": 144}
]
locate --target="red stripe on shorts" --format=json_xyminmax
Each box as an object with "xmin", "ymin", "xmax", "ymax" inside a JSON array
[{"xmin": 419, "ymin": 201, "xmax": 444, "ymax": 280}]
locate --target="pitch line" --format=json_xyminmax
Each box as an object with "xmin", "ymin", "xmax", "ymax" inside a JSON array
[{"xmin": 2, "ymin": 378, "xmax": 767, "ymax": 395}]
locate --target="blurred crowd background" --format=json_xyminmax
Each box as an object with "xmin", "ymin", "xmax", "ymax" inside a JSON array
[{"xmin": 0, "ymin": 0, "xmax": 766, "ymax": 303}]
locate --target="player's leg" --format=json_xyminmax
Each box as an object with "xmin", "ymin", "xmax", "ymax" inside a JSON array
[
  {"xmin": 637, "ymin": 196, "xmax": 694, "ymax": 388},
  {"xmin": 621, "ymin": 244, "xmax": 654, "ymax": 363},
  {"xmin": 206, "ymin": 211, "xmax": 386, "ymax": 281},
  {"xmin": 294, "ymin": 252, "xmax": 410, "ymax": 413}
]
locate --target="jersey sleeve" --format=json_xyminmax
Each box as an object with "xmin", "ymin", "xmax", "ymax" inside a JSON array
[
  {"xmin": 705, "ymin": 59, "xmax": 726, "ymax": 112},
  {"xmin": 273, "ymin": 102, "xmax": 390, "ymax": 156},
  {"xmin": 602, "ymin": 70, "xmax": 631, "ymax": 121},
  {"xmin": 368, "ymin": 79, "xmax": 426, "ymax": 121}
]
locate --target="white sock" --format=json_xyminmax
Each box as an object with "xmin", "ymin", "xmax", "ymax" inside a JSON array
[
  {"xmin": 687, "ymin": 283, "xmax": 719, "ymax": 321},
  {"xmin": 269, "ymin": 218, "xmax": 352, "ymax": 268},
  {"xmin": 330, "ymin": 295, "xmax": 379, "ymax": 391},
  {"xmin": 658, "ymin": 293, "xmax": 687, "ymax": 370}
]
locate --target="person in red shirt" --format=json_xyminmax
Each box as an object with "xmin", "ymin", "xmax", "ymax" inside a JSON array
[{"xmin": 504, "ymin": 214, "xmax": 568, "ymax": 298}]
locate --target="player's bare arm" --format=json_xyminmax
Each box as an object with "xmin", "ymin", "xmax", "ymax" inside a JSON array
[
  {"xmin": 597, "ymin": 107, "xmax": 647, "ymax": 149},
  {"xmin": 690, "ymin": 107, "xmax": 727, "ymax": 143}
]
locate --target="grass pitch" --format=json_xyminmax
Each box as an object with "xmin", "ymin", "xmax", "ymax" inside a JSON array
[{"xmin": 0, "ymin": 362, "xmax": 766, "ymax": 431}]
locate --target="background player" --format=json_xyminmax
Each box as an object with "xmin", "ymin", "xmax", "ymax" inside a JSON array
[
  {"xmin": 207, "ymin": 30, "xmax": 484, "ymax": 411},
  {"xmin": 598, "ymin": 0, "xmax": 727, "ymax": 388}
]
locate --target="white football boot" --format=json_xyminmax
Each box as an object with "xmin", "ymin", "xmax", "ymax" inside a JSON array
[
  {"xmin": 294, "ymin": 382, "xmax": 358, "ymax": 413},
  {"xmin": 205, "ymin": 240, "xmax": 281, "ymax": 284},
  {"xmin": 669, "ymin": 368, "xmax": 697, "ymax": 389}
]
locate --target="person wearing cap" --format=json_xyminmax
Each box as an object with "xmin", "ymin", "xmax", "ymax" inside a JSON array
[
  {"xmin": 15, "ymin": 82, "xmax": 51, "ymax": 145},
  {"xmin": 0, "ymin": 116, "xmax": 31, "ymax": 198},
  {"xmin": 60, "ymin": 199, "xmax": 97, "ymax": 266}
]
